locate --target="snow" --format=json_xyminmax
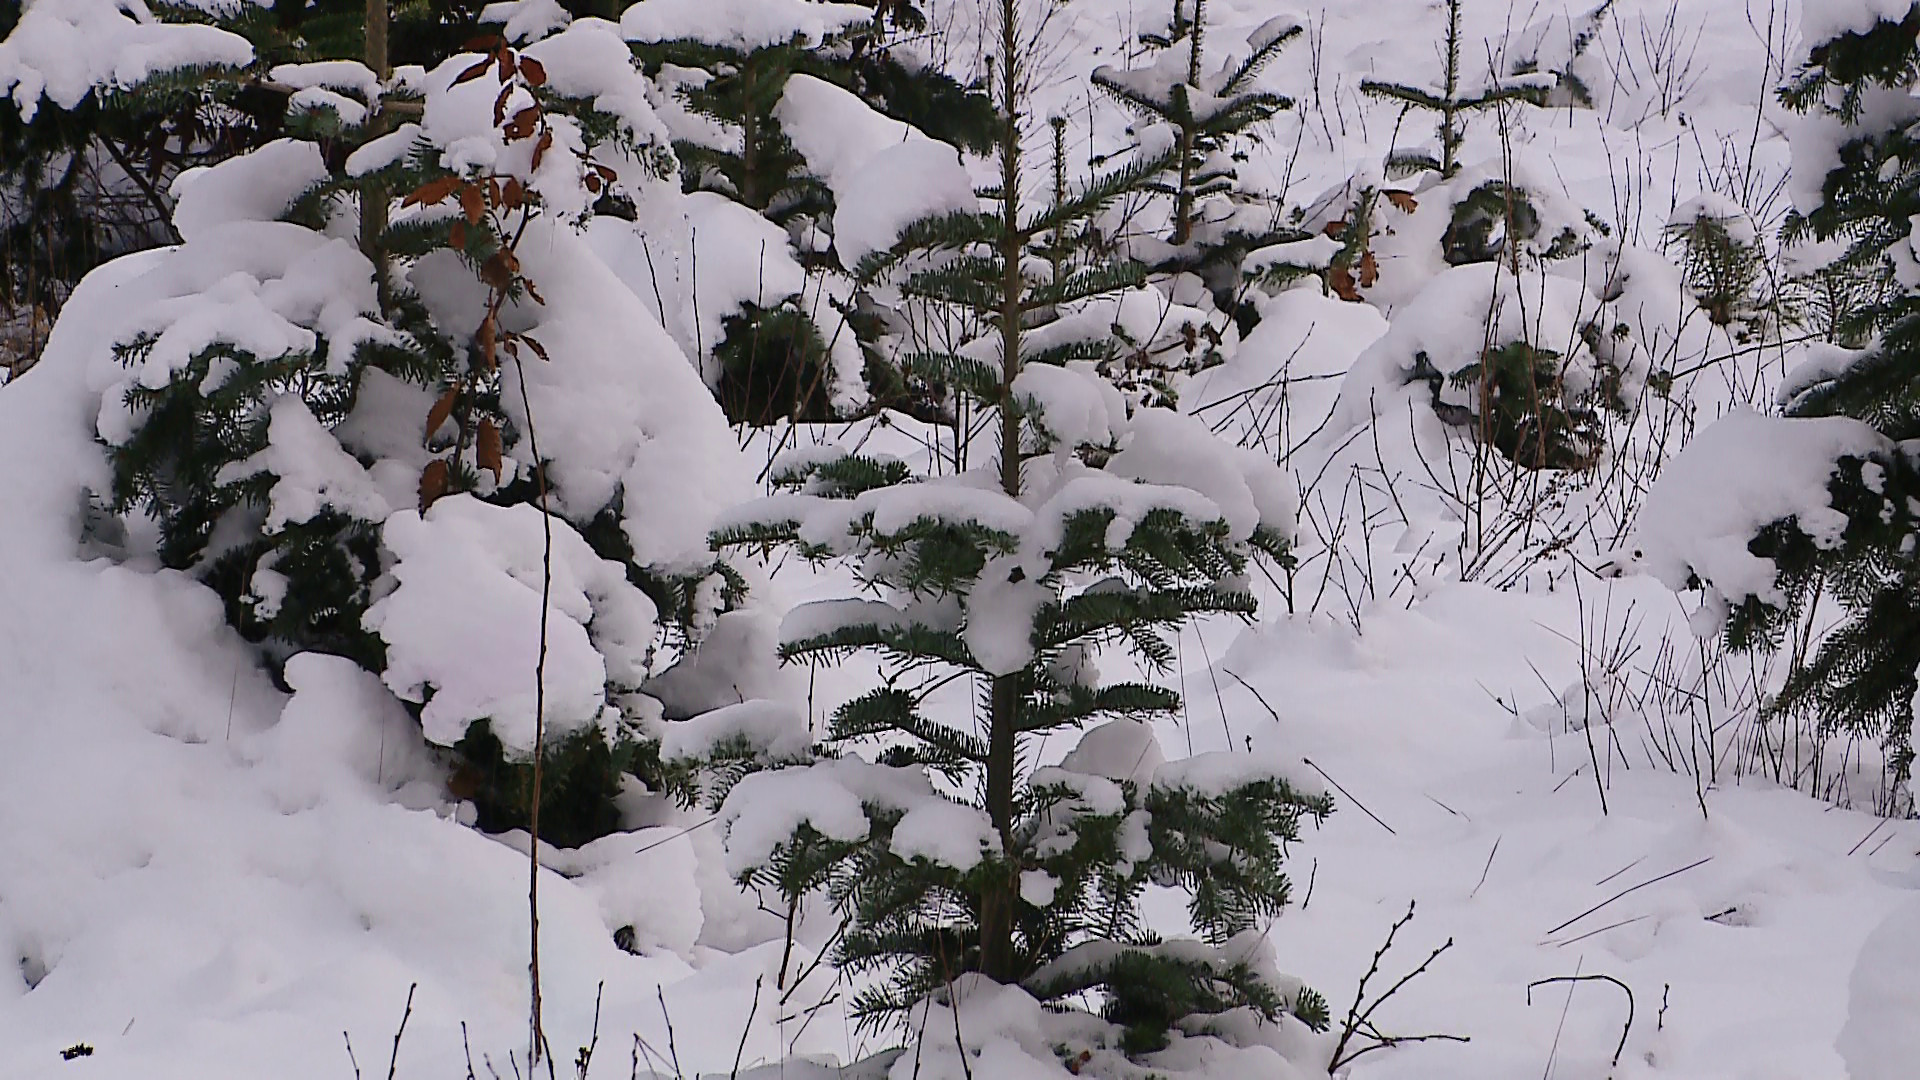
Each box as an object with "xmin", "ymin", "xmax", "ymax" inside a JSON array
[
  {"xmin": 490, "ymin": 218, "xmax": 752, "ymax": 573},
  {"xmin": 774, "ymin": 74, "xmax": 978, "ymax": 267},
  {"xmin": 267, "ymin": 59, "xmax": 380, "ymax": 101},
  {"xmin": 480, "ymin": 0, "xmax": 572, "ymax": 43},
  {"xmin": 716, "ymin": 757, "xmax": 934, "ymax": 876},
  {"xmin": 1803, "ymin": 0, "xmax": 1917, "ymax": 43},
  {"xmin": 217, "ymin": 395, "xmax": 392, "ymax": 530},
  {"xmin": 9, "ymin": 1, "xmax": 1920, "ymax": 1078},
  {"xmin": 343, "ymin": 122, "xmax": 422, "ymax": 177},
  {"xmin": 521, "ymin": 17, "xmax": 671, "ymax": 149},
  {"xmin": 890, "ymin": 798, "xmax": 1001, "ymax": 870},
  {"xmin": 1627, "ymin": 410, "xmax": 1891, "ymax": 620},
  {"xmin": 169, "ymin": 139, "xmax": 332, "ymax": 242},
  {"xmin": 620, "ymin": 0, "xmax": 873, "ymax": 51},
  {"xmin": 1151, "ymin": 748, "xmax": 1327, "ymax": 801},
  {"xmin": 1108, "ymin": 407, "xmax": 1296, "ymax": 542},
  {"xmin": 659, "ymin": 698, "xmax": 811, "ymax": 763},
  {"xmin": 963, "ymin": 556, "xmax": 1049, "ymax": 675},
  {"xmin": 0, "ymin": 0, "xmax": 255, "ymax": 120},
  {"xmin": 1057, "ymin": 718, "xmax": 1166, "ymax": 785},
  {"xmin": 364, "ymin": 495, "xmax": 659, "ymax": 753}
]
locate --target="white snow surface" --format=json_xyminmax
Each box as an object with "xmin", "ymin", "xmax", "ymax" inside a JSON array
[
  {"xmin": 619, "ymin": 0, "xmax": 872, "ymax": 51},
  {"xmin": 6, "ymin": 2, "xmax": 1920, "ymax": 1079},
  {"xmin": 774, "ymin": 74, "xmax": 978, "ymax": 267}
]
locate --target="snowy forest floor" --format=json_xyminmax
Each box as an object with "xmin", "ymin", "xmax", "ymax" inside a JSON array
[{"xmin": 3, "ymin": 0, "xmax": 1919, "ymax": 1077}]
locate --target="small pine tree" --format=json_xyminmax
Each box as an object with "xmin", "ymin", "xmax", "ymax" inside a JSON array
[
  {"xmin": 19, "ymin": 1, "xmax": 729, "ymax": 845},
  {"xmin": 1091, "ymin": 0, "xmax": 1300, "ymax": 252},
  {"xmin": 1361, "ymin": 0, "xmax": 1548, "ymax": 179},
  {"xmin": 1705, "ymin": 5, "xmax": 1920, "ymax": 799},
  {"xmin": 693, "ymin": 0, "xmax": 1331, "ymax": 1054}
]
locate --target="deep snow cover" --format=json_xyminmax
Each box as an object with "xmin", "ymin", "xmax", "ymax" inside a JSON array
[{"xmin": 3, "ymin": 0, "xmax": 1920, "ymax": 1078}]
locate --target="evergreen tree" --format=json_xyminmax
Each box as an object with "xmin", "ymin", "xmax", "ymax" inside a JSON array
[
  {"xmin": 691, "ymin": 0, "xmax": 1331, "ymax": 1052},
  {"xmin": 1704, "ymin": 4, "xmax": 1920, "ymax": 797},
  {"xmin": 1360, "ymin": 0, "xmax": 1548, "ymax": 179},
  {"xmin": 1090, "ymin": 0, "xmax": 1301, "ymax": 270},
  {"xmin": 13, "ymin": 0, "xmax": 735, "ymax": 845},
  {"xmin": 625, "ymin": 0, "xmax": 995, "ymax": 425}
]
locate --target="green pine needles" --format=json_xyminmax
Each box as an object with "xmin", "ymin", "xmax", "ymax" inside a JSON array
[
  {"xmin": 1718, "ymin": 4, "xmax": 1920, "ymax": 802},
  {"xmin": 1361, "ymin": 0, "xmax": 1548, "ymax": 178},
  {"xmin": 684, "ymin": 0, "xmax": 1330, "ymax": 1054}
]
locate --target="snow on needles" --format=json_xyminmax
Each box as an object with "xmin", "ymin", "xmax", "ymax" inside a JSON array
[
  {"xmin": 365, "ymin": 495, "xmax": 660, "ymax": 754},
  {"xmin": 1627, "ymin": 410, "xmax": 1891, "ymax": 626},
  {"xmin": 0, "ymin": 0, "xmax": 256, "ymax": 120},
  {"xmin": 774, "ymin": 74, "xmax": 977, "ymax": 267}
]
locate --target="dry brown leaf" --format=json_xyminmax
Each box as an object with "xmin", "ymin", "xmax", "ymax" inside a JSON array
[
  {"xmin": 424, "ymin": 386, "xmax": 460, "ymax": 443},
  {"xmin": 418, "ymin": 459, "xmax": 451, "ymax": 511},
  {"xmin": 477, "ymin": 419, "xmax": 503, "ymax": 482}
]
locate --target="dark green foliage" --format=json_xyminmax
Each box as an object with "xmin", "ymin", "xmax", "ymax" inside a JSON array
[
  {"xmin": 1410, "ymin": 340, "xmax": 1603, "ymax": 471},
  {"xmin": 1666, "ymin": 207, "xmax": 1764, "ymax": 327},
  {"xmin": 1092, "ymin": 0, "xmax": 1301, "ymax": 284},
  {"xmin": 1508, "ymin": 0, "xmax": 1614, "ymax": 109},
  {"xmin": 450, "ymin": 721, "xmax": 637, "ymax": 848},
  {"xmin": 1444, "ymin": 181, "xmax": 1536, "ymax": 265},
  {"xmin": 1713, "ymin": 6, "xmax": 1920, "ymax": 797},
  {"xmin": 713, "ymin": 303, "xmax": 838, "ymax": 424},
  {"xmin": 697, "ymin": 20, "xmax": 1327, "ymax": 1038},
  {"xmin": 79, "ymin": 6, "xmax": 698, "ymax": 847}
]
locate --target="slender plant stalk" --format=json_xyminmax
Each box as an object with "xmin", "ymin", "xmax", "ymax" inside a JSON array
[
  {"xmin": 361, "ymin": 0, "xmax": 391, "ymax": 304},
  {"xmin": 982, "ymin": 0, "xmax": 1025, "ymax": 985}
]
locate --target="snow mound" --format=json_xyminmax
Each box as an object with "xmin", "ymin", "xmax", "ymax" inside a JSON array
[{"xmin": 1626, "ymin": 410, "xmax": 1890, "ymax": 625}]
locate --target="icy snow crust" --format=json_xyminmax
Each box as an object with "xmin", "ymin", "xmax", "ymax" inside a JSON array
[{"xmin": 5, "ymin": 0, "xmax": 1920, "ymax": 1078}]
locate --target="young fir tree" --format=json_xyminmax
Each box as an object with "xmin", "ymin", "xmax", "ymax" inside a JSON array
[
  {"xmin": 1090, "ymin": 0, "xmax": 1301, "ymax": 274},
  {"xmin": 1696, "ymin": 5, "xmax": 1920, "ymax": 797},
  {"xmin": 624, "ymin": 0, "xmax": 995, "ymax": 425},
  {"xmin": 1360, "ymin": 0, "xmax": 1548, "ymax": 179},
  {"xmin": 692, "ymin": 0, "xmax": 1332, "ymax": 1054},
  {"xmin": 14, "ymin": 0, "xmax": 735, "ymax": 846}
]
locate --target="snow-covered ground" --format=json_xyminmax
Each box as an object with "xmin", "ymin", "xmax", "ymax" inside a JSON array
[{"xmin": 3, "ymin": 0, "xmax": 1917, "ymax": 1077}]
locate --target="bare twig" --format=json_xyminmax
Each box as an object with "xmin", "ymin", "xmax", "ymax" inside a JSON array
[
  {"xmin": 386, "ymin": 984, "xmax": 417, "ymax": 1080},
  {"xmin": 575, "ymin": 982, "xmax": 604, "ymax": 1079},
  {"xmin": 1329, "ymin": 902, "xmax": 1463, "ymax": 1071},
  {"xmin": 1304, "ymin": 757, "xmax": 1396, "ymax": 835},
  {"xmin": 1527, "ymin": 973, "xmax": 1635, "ymax": 1069},
  {"xmin": 730, "ymin": 976, "xmax": 763, "ymax": 1079},
  {"xmin": 1544, "ymin": 856, "xmax": 1712, "ymax": 936}
]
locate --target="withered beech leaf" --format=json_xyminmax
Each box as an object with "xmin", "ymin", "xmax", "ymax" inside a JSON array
[
  {"xmin": 424, "ymin": 386, "xmax": 460, "ymax": 443},
  {"xmin": 404, "ymin": 175, "xmax": 459, "ymax": 208},
  {"xmin": 477, "ymin": 419, "xmax": 504, "ymax": 482},
  {"xmin": 453, "ymin": 58, "xmax": 493, "ymax": 86},
  {"xmin": 418, "ymin": 459, "xmax": 451, "ymax": 511}
]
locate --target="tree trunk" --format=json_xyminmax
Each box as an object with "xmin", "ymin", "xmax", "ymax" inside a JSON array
[
  {"xmin": 361, "ymin": 0, "xmax": 391, "ymax": 304},
  {"xmin": 980, "ymin": 0, "xmax": 1025, "ymax": 987}
]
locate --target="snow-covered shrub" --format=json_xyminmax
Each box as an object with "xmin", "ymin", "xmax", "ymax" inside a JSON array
[
  {"xmin": 1092, "ymin": 1, "xmax": 1305, "ymax": 302},
  {"xmin": 626, "ymin": 0, "xmax": 992, "ymax": 424},
  {"xmin": 1630, "ymin": 4, "xmax": 1920, "ymax": 804},
  {"xmin": 677, "ymin": 0, "xmax": 1334, "ymax": 1060},
  {"xmin": 1665, "ymin": 193, "xmax": 1767, "ymax": 331},
  {"xmin": 19, "ymin": 7, "xmax": 750, "ymax": 846}
]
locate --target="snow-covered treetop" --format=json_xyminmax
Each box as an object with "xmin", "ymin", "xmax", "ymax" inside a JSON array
[
  {"xmin": 0, "ymin": 0, "xmax": 256, "ymax": 119},
  {"xmin": 619, "ymin": 0, "xmax": 873, "ymax": 51}
]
